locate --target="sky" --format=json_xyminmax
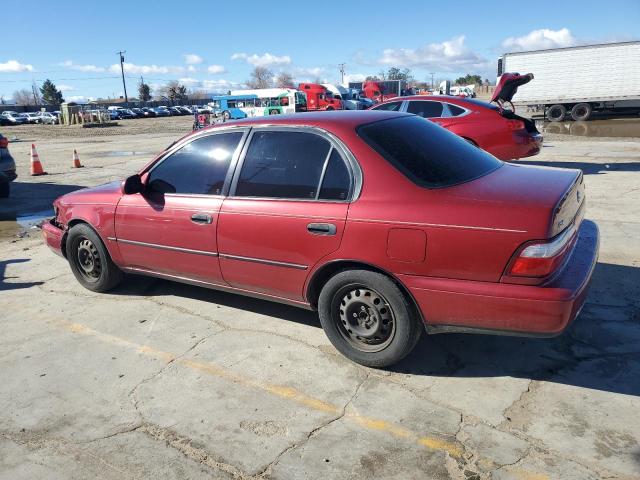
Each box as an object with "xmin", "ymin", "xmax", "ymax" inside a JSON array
[{"xmin": 1, "ymin": 0, "xmax": 638, "ymax": 103}]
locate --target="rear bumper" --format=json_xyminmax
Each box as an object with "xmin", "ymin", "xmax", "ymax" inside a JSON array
[
  {"xmin": 513, "ymin": 131, "xmax": 543, "ymax": 158},
  {"xmin": 400, "ymin": 220, "xmax": 599, "ymax": 336},
  {"xmin": 42, "ymin": 220, "xmax": 65, "ymax": 257}
]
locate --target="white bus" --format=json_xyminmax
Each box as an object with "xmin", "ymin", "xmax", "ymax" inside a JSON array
[{"xmin": 220, "ymin": 88, "xmax": 306, "ymax": 118}]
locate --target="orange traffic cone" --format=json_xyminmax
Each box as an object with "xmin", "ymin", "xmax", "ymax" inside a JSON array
[
  {"xmin": 30, "ymin": 144, "xmax": 47, "ymax": 176},
  {"xmin": 72, "ymin": 149, "xmax": 84, "ymax": 168}
]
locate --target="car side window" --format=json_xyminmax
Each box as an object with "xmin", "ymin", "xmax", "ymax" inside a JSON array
[
  {"xmin": 407, "ymin": 101, "xmax": 444, "ymax": 118},
  {"xmin": 235, "ymin": 131, "xmax": 333, "ymax": 199},
  {"xmin": 147, "ymin": 132, "xmax": 243, "ymax": 195},
  {"xmin": 319, "ymin": 149, "xmax": 352, "ymax": 201},
  {"xmin": 448, "ymin": 104, "xmax": 466, "ymax": 116},
  {"xmin": 372, "ymin": 101, "xmax": 403, "ymax": 111}
]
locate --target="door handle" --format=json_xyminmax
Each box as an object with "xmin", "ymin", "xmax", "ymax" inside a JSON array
[
  {"xmin": 191, "ymin": 213, "xmax": 213, "ymax": 224},
  {"xmin": 307, "ymin": 223, "xmax": 336, "ymax": 235}
]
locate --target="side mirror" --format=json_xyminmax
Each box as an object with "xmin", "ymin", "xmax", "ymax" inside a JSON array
[
  {"xmin": 147, "ymin": 178, "xmax": 176, "ymax": 195},
  {"xmin": 122, "ymin": 174, "xmax": 143, "ymax": 195}
]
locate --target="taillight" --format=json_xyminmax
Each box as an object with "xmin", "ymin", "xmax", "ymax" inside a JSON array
[
  {"xmin": 508, "ymin": 225, "xmax": 577, "ymax": 277},
  {"xmin": 506, "ymin": 119, "xmax": 525, "ymax": 131},
  {"xmin": 0, "ymin": 137, "xmax": 8, "ymax": 148}
]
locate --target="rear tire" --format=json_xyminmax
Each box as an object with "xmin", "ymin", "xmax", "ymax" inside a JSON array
[
  {"xmin": 269, "ymin": 109, "xmax": 280, "ymax": 115},
  {"xmin": 222, "ymin": 110, "xmax": 230, "ymax": 121},
  {"xmin": 571, "ymin": 103, "xmax": 592, "ymax": 122},
  {"xmin": 318, "ymin": 270, "xmax": 422, "ymax": 367},
  {"xmin": 547, "ymin": 104, "xmax": 566, "ymax": 122},
  {"xmin": 67, "ymin": 223, "xmax": 124, "ymax": 292}
]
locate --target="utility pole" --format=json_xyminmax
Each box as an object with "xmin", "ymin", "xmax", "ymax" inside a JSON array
[
  {"xmin": 429, "ymin": 72, "xmax": 435, "ymax": 90},
  {"xmin": 117, "ymin": 50, "xmax": 128, "ymax": 102},
  {"xmin": 338, "ymin": 63, "xmax": 346, "ymax": 85}
]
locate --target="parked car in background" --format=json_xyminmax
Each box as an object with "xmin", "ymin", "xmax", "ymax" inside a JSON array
[
  {"xmin": 131, "ymin": 108, "xmax": 145, "ymax": 118},
  {"xmin": 109, "ymin": 110, "xmax": 122, "ymax": 120},
  {"xmin": 118, "ymin": 109, "xmax": 137, "ymax": 119},
  {"xmin": 197, "ymin": 105, "xmax": 213, "ymax": 114},
  {"xmin": 0, "ymin": 133, "xmax": 17, "ymax": 198},
  {"xmin": 37, "ymin": 112, "xmax": 59, "ymax": 124},
  {"xmin": 43, "ymin": 111, "xmax": 598, "ymax": 367},
  {"xmin": 370, "ymin": 96, "xmax": 542, "ymax": 160},
  {"xmin": 168, "ymin": 106, "xmax": 183, "ymax": 116},
  {"xmin": 1, "ymin": 111, "xmax": 28, "ymax": 125},
  {"xmin": 176, "ymin": 106, "xmax": 192, "ymax": 115},
  {"xmin": 20, "ymin": 112, "xmax": 41, "ymax": 124},
  {"xmin": 153, "ymin": 107, "xmax": 171, "ymax": 117},
  {"xmin": 140, "ymin": 107, "xmax": 157, "ymax": 117}
]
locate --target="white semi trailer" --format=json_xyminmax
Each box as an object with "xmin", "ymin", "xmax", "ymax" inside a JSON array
[{"xmin": 497, "ymin": 41, "xmax": 640, "ymax": 121}]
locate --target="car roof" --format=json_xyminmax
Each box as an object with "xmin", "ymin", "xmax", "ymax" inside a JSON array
[{"xmin": 207, "ymin": 110, "xmax": 410, "ymax": 131}]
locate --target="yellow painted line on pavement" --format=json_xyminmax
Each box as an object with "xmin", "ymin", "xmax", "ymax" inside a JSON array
[
  {"xmin": 57, "ymin": 319, "xmax": 463, "ymax": 459},
  {"xmin": 57, "ymin": 318, "xmax": 550, "ymax": 477}
]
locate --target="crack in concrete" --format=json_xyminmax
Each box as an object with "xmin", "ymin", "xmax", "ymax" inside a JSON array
[{"xmin": 257, "ymin": 371, "xmax": 371, "ymax": 479}]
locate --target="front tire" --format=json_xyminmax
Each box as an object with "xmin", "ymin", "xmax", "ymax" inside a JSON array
[
  {"xmin": 318, "ymin": 270, "xmax": 422, "ymax": 367},
  {"xmin": 67, "ymin": 224, "xmax": 123, "ymax": 292}
]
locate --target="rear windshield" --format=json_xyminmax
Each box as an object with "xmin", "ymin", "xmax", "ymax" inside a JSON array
[{"xmin": 357, "ymin": 115, "xmax": 502, "ymax": 188}]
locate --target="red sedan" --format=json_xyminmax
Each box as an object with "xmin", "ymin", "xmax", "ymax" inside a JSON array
[
  {"xmin": 370, "ymin": 95, "xmax": 543, "ymax": 160},
  {"xmin": 43, "ymin": 111, "xmax": 598, "ymax": 367}
]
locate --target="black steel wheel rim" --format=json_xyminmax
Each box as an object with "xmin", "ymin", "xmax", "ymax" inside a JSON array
[
  {"xmin": 75, "ymin": 236, "xmax": 102, "ymax": 282},
  {"xmin": 332, "ymin": 284, "xmax": 396, "ymax": 353}
]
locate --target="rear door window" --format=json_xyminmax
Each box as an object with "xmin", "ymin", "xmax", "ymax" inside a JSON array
[
  {"xmin": 357, "ymin": 116, "xmax": 502, "ymax": 188},
  {"xmin": 406, "ymin": 101, "xmax": 443, "ymax": 118},
  {"xmin": 448, "ymin": 104, "xmax": 466, "ymax": 116},
  {"xmin": 235, "ymin": 131, "xmax": 331, "ymax": 199}
]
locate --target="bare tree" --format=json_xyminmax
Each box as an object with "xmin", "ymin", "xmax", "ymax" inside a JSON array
[
  {"xmin": 247, "ymin": 66, "xmax": 273, "ymax": 89},
  {"xmin": 157, "ymin": 81, "xmax": 187, "ymax": 103},
  {"xmin": 275, "ymin": 71, "xmax": 294, "ymax": 88},
  {"xmin": 12, "ymin": 89, "xmax": 36, "ymax": 105}
]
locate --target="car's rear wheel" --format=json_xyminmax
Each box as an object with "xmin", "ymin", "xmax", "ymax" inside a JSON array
[
  {"xmin": 547, "ymin": 104, "xmax": 566, "ymax": 122},
  {"xmin": 269, "ymin": 109, "xmax": 280, "ymax": 115},
  {"xmin": 318, "ymin": 270, "xmax": 422, "ymax": 367},
  {"xmin": 223, "ymin": 110, "xmax": 230, "ymax": 121},
  {"xmin": 67, "ymin": 224, "xmax": 123, "ymax": 292},
  {"xmin": 571, "ymin": 103, "xmax": 592, "ymax": 122}
]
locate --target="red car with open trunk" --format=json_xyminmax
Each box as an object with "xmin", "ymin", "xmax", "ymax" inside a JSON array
[{"xmin": 43, "ymin": 111, "xmax": 599, "ymax": 367}]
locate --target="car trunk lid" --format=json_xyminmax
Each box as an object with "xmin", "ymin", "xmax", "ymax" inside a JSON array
[
  {"xmin": 490, "ymin": 72, "xmax": 534, "ymax": 104},
  {"xmin": 449, "ymin": 163, "xmax": 584, "ymax": 239}
]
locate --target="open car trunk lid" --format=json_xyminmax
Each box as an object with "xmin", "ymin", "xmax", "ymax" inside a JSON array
[{"xmin": 490, "ymin": 72, "xmax": 534, "ymax": 104}]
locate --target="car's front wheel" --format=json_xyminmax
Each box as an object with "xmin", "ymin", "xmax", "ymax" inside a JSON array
[
  {"xmin": 318, "ymin": 270, "xmax": 422, "ymax": 367},
  {"xmin": 67, "ymin": 223, "xmax": 124, "ymax": 292}
]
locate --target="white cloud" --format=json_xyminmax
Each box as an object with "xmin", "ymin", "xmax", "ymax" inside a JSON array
[
  {"xmin": 502, "ymin": 28, "xmax": 577, "ymax": 52},
  {"xmin": 109, "ymin": 62, "xmax": 185, "ymax": 75},
  {"xmin": 60, "ymin": 60, "xmax": 105, "ymax": 73},
  {"xmin": 65, "ymin": 95, "xmax": 94, "ymax": 103},
  {"xmin": 178, "ymin": 77, "xmax": 199, "ymax": 86},
  {"xmin": 0, "ymin": 60, "xmax": 34, "ymax": 73},
  {"xmin": 187, "ymin": 65, "xmax": 197, "ymax": 72},
  {"xmin": 231, "ymin": 52, "xmax": 291, "ymax": 67},
  {"xmin": 343, "ymin": 73, "xmax": 366, "ymax": 84},
  {"xmin": 378, "ymin": 36, "xmax": 489, "ymax": 72},
  {"xmin": 184, "ymin": 54, "xmax": 203, "ymax": 65},
  {"xmin": 294, "ymin": 66, "xmax": 325, "ymax": 77},
  {"xmin": 57, "ymin": 84, "xmax": 74, "ymax": 92},
  {"xmin": 207, "ymin": 64, "xmax": 226, "ymax": 74}
]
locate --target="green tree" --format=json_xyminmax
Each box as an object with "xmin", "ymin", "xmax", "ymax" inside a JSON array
[
  {"xmin": 40, "ymin": 79, "xmax": 64, "ymax": 105},
  {"xmin": 386, "ymin": 67, "xmax": 413, "ymax": 82},
  {"xmin": 454, "ymin": 74, "xmax": 482, "ymax": 85},
  {"xmin": 138, "ymin": 81, "xmax": 152, "ymax": 102}
]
